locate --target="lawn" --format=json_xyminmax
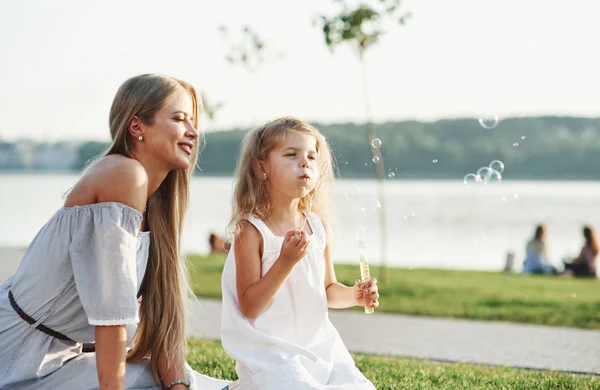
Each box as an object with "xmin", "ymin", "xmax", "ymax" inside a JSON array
[
  {"xmin": 187, "ymin": 254, "xmax": 600, "ymax": 329},
  {"xmin": 186, "ymin": 338, "xmax": 599, "ymax": 390}
]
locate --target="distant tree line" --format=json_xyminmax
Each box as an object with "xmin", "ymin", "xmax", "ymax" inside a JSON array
[{"xmin": 50, "ymin": 116, "xmax": 600, "ymax": 180}]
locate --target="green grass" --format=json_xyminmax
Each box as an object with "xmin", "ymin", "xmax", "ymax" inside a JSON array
[
  {"xmin": 186, "ymin": 338, "xmax": 599, "ymax": 390},
  {"xmin": 187, "ymin": 254, "xmax": 600, "ymax": 329}
]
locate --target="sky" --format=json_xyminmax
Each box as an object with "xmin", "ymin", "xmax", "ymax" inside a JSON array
[{"xmin": 0, "ymin": 0, "xmax": 599, "ymax": 141}]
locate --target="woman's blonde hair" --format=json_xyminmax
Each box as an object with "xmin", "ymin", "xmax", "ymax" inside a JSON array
[
  {"xmin": 105, "ymin": 74, "xmax": 202, "ymax": 382},
  {"xmin": 228, "ymin": 116, "xmax": 335, "ymax": 239}
]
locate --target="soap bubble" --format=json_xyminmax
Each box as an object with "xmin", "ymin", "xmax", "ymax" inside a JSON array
[
  {"xmin": 478, "ymin": 115, "xmax": 499, "ymax": 129},
  {"xmin": 476, "ymin": 167, "xmax": 493, "ymax": 182},
  {"xmin": 488, "ymin": 160, "xmax": 505, "ymax": 174},
  {"xmin": 359, "ymin": 198, "xmax": 382, "ymax": 216},
  {"xmin": 488, "ymin": 170, "xmax": 502, "ymax": 183},
  {"xmin": 463, "ymin": 173, "xmax": 479, "ymax": 185},
  {"xmin": 344, "ymin": 185, "xmax": 362, "ymax": 201}
]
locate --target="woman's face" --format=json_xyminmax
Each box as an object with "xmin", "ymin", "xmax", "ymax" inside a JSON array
[{"xmin": 142, "ymin": 87, "xmax": 199, "ymax": 170}]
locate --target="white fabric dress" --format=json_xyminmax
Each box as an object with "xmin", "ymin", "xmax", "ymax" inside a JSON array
[
  {"xmin": 0, "ymin": 202, "xmax": 230, "ymax": 390},
  {"xmin": 221, "ymin": 214, "xmax": 375, "ymax": 390}
]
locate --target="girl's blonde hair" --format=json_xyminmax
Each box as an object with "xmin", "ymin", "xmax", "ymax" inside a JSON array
[
  {"xmin": 228, "ymin": 117, "xmax": 335, "ymax": 239},
  {"xmin": 105, "ymin": 74, "xmax": 202, "ymax": 382}
]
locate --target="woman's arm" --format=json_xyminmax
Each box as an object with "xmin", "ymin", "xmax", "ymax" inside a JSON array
[
  {"xmin": 86, "ymin": 156, "xmax": 148, "ymax": 388},
  {"xmin": 157, "ymin": 344, "xmax": 187, "ymax": 389},
  {"xmin": 95, "ymin": 326, "xmax": 127, "ymax": 390}
]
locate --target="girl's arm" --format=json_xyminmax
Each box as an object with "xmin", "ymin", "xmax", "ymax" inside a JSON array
[
  {"xmin": 235, "ymin": 223, "xmax": 309, "ymax": 319},
  {"xmin": 95, "ymin": 326, "xmax": 127, "ymax": 389},
  {"xmin": 323, "ymin": 222, "xmax": 379, "ymax": 310}
]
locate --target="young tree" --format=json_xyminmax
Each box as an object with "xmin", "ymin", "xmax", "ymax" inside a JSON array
[
  {"xmin": 219, "ymin": 25, "xmax": 283, "ymax": 126},
  {"xmin": 200, "ymin": 92, "xmax": 223, "ymax": 122},
  {"xmin": 317, "ymin": 0, "xmax": 410, "ymax": 285}
]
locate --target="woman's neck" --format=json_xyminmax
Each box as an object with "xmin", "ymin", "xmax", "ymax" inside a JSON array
[{"xmin": 131, "ymin": 151, "xmax": 170, "ymax": 198}]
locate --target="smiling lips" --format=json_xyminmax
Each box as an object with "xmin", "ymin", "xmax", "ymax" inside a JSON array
[{"xmin": 178, "ymin": 142, "xmax": 193, "ymax": 156}]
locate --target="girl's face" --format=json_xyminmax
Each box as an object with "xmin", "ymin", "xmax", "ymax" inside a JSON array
[
  {"xmin": 141, "ymin": 87, "xmax": 199, "ymax": 170},
  {"xmin": 263, "ymin": 131, "xmax": 318, "ymax": 201}
]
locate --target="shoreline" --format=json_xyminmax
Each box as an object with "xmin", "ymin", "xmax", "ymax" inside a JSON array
[{"xmin": 3, "ymin": 171, "xmax": 600, "ymax": 182}]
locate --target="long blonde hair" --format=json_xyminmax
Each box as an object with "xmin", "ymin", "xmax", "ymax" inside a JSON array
[
  {"xmin": 228, "ymin": 117, "xmax": 335, "ymax": 239},
  {"xmin": 105, "ymin": 74, "xmax": 202, "ymax": 382}
]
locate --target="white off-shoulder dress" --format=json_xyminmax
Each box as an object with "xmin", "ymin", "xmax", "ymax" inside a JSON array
[{"xmin": 0, "ymin": 202, "xmax": 230, "ymax": 390}]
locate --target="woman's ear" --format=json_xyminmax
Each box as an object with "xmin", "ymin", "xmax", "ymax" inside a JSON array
[
  {"xmin": 129, "ymin": 116, "xmax": 145, "ymax": 141},
  {"xmin": 254, "ymin": 161, "xmax": 268, "ymax": 180}
]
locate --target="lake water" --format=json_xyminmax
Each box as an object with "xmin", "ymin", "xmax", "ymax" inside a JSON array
[{"xmin": 1, "ymin": 173, "xmax": 599, "ymax": 271}]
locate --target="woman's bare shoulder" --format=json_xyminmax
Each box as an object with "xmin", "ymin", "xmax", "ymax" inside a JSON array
[{"xmin": 65, "ymin": 155, "xmax": 148, "ymax": 213}]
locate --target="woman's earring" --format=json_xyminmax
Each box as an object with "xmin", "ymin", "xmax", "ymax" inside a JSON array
[
  {"xmin": 138, "ymin": 136, "xmax": 143, "ymax": 141},
  {"xmin": 263, "ymin": 172, "xmax": 267, "ymax": 180}
]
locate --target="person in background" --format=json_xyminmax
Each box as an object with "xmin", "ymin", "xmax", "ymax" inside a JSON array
[
  {"xmin": 522, "ymin": 224, "xmax": 556, "ymax": 275},
  {"xmin": 209, "ymin": 233, "xmax": 228, "ymax": 254},
  {"xmin": 562, "ymin": 226, "xmax": 598, "ymax": 278}
]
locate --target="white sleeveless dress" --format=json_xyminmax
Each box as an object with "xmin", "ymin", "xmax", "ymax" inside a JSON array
[{"xmin": 221, "ymin": 214, "xmax": 375, "ymax": 389}]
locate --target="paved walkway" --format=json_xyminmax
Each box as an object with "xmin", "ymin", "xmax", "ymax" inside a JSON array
[
  {"xmin": 2, "ymin": 247, "xmax": 600, "ymax": 375},
  {"xmin": 188, "ymin": 298, "xmax": 600, "ymax": 375}
]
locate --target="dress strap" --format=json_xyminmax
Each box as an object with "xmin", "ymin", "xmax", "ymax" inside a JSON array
[
  {"xmin": 303, "ymin": 212, "xmax": 327, "ymax": 248},
  {"xmin": 247, "ymin": 216, "xmax": 272, "ymax": 237},
  {"xmin": 246, "ymin": 216, "xmax": 282, "ymax": 253}
]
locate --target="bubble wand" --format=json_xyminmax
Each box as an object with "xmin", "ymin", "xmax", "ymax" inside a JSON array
[{"xmin": 357, "ymin": 227, "xmax": 374, "ymax": 314}]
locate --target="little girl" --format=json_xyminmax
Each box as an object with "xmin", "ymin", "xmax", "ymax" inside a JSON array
[{"xmin": 221, "ymin": 117, "xmax": 379, "ymax": 389}]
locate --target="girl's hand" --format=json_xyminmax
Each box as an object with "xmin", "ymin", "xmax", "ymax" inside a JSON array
[
  {"xmin": 353, "ymin": 277, "xmax": 379, "ymax": 309},
  {"xmin": 279, "ymin": 230, "xmax": 309, "ymax": 265}
]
